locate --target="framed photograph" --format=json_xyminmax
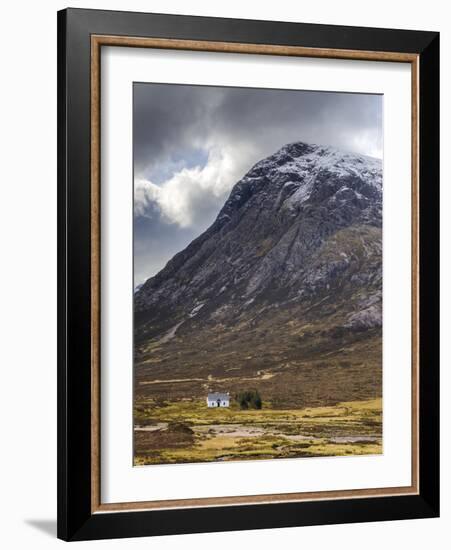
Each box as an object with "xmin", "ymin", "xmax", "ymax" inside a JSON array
[{"xmin": 57, "ymin": 8, "xmax": 439, "ymax": 541}]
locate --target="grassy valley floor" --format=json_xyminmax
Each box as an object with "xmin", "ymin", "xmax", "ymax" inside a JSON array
[{"xmin": 134, "ymin": 397, "xmax": 382, "ymax": 465}]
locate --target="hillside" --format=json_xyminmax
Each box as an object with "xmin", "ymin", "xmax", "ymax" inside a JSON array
[{"xmin": 134, "ymin": 142, "xmax": 382, "ymax": 410}]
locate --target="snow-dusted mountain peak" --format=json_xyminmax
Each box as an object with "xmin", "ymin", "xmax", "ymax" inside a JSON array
[
  {"xmin": 258, "ymin": 141, "xmax": 382, "ymax": 190},
  {"xmin": 135, "ymin": 141, "xmax": 382, "ymax": 319},
  {"xmin": 216, "ymin": 141, "xmax": 382, "ymax": 222}
]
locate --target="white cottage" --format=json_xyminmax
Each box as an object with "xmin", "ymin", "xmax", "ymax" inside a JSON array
[{"xmin": 207, "ymin": 392, "xmax": 230, "ymax": 408}]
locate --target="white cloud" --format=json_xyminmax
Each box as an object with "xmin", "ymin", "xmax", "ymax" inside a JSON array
[
  {"xmin": 134, "ymin": 178, "xmax": 161, "ymax": 217},
  {"xmin": 134, "ymin": 143, "xmax": 259, "ymax": 229},
  {"xmin": 347, "ymin": 130, "xmax": 383, "ymax": 159}
]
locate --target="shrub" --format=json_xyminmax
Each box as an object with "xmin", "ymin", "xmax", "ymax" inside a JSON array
[{"xmin": 236, "ymin": 389, "xmax": 262, "ymax": 410}]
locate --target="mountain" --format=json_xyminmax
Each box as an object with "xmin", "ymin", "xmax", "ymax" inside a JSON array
[{"xmin": 134, "ymin": 142, "xmax": 382, "ymax": 409}]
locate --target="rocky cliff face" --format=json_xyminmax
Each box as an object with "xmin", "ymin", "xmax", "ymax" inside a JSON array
[{"xmin": 134, "ymin": 142, "xmax": 382, "ymax": 408}]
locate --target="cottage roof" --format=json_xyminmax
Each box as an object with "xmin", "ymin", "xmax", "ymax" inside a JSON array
[{"xmin": 207, "ymin": 393, "xmax": 229, "ymax": 400}]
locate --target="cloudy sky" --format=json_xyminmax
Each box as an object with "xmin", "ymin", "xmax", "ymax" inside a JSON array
[{"xmin": 134, "ymin": 83, "xmax": 382, "ymax": 286}]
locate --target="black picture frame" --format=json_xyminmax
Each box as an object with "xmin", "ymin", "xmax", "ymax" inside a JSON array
[{"xmin": 57, "ymin": 7, "xmax": 439, "ymax": 541}]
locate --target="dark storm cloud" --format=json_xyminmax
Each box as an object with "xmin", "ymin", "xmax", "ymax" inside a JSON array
[
  {"xmin": 134, "ymin": 84, "xmax": 381, "ymax": 178},
  {"xmin": 134, "ymin": 215, "xmax": 201, "ymax": 286},
  {"xmin": 133, "ymin": 83, "xmax": 382, "ymax": 285},
  {"xmin": 133, "ymin": 84, "xmax": 223, "ymax": 179}
]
